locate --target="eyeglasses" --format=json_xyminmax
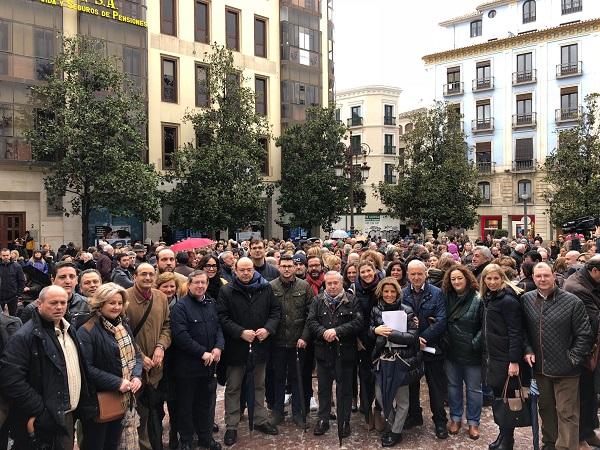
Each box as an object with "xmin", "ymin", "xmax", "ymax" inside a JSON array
[{"xmin": 204, "ymin": 264, "xmax": 218, "ymax": 269}]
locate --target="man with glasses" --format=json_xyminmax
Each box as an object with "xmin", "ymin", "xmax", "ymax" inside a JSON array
[
  {"xmin": 217, "ymin": 257, "xmax": 281, "ymax": 446},
  {"xmin": 248, "ymin": 238, "xmax": 279, "ymax": 282},
  {"xmin": 269, "ymin": 254, "xmax": 313, "ymax": 429}
]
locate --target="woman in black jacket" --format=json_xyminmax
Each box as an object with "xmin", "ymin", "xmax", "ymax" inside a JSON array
[
  {"xmin": 370, "ymin": 277, "xmax": 421, "ymax": 447},
  {"xmin": 77, "ymin": 283, "xmax": 143, "ymax": 450},
  {"xmin": 480, "ymin": 264, "xmax": 524, "ymax": 450},
  {"xmin": 198, "ymin": 254, "xmax": 227, "ymax": 300}
]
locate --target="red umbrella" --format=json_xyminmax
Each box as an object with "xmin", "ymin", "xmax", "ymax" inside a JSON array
[{"xmin": 171, "ymin": 237, "xmax": 215, "ymax": 251}]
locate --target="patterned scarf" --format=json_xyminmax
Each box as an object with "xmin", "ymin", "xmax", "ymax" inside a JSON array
[
  {"xmin": 100, "ymin": 315, "xmax": 137, "ymax": 408},
  {"xmin": 323, "ymin": 291, "xmax": 345, "ymax": 312}
]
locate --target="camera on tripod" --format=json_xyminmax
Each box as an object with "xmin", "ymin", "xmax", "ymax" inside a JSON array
[{"xmin": 562, "ymin": 216, "xmax": 600, "ymax": 234}]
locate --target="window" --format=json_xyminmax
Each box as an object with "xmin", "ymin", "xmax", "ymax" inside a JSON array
[
  {"xmin": 195, "ymin": 64, "xmax": 209, "ymax": 107},
  {"xmin": 34, "ymin": 28, "xmax": 55, "ymax": 80},
  {"xmin": 515, "ymin": 138, "xmax": 534, "ymax": 170},
  {"xmin": 516, "ymin": 94, "xmax": 533, "ymax": 123},
  {"xmin": 475, "ymin": 61, "xmax": 491, "ymax": 89},
  {"xmin": 560, "ymin": 44, "xmax": 578, "ymax": 74},
  {"xmin": 383, "ymin": 105, "xmax": 395, "ymax": 125},
  {"xmin": 350, "ymin": 134, "xmax": 361, "ymax": 155},
  {"xmin": 560, "ymin": 86, "xmax": 578, "ymax": 118},
  {"xmin": 160, "ymin": 0, "xmax": 176, "ymax": 36},
  {"xmin": 523, "ymin": 0, "xmax": 536, "ymax": 23},
  {"xmin": 384, "ymin": 164, "xmax": 396, "ymax": 184},
  {"xmin": 194, "ymin": 1, "xmax": 209, "ymax": 43},
  {"xmin": 470, "ymin": 20, "xmax": 482, "ymax": 38},
  {"xmin": 478, "ymin": 182, "xmax": 491, "ymax": 203},
  {"xmin": 475, "ymin": 142, "xmax": 492, "ymax": 173},
  {"xmin": 476, "ymin": 100, "xmax": 491, "ymax": 126},
  {"xmin": 488, "ymin": 10, "xmax": 496, "ymax": 18},
  {"xmin": 0, "ymin": 104, "xmax": 13, "ymax": 137},
  {"xmin": 162, "ymin": 124, "xmax": 178, "ymax": 169},
  {"xmin": 405, "ymin": 123, "xmax": 413, "ymax": 133},
  {"xmin": 258, "ymin": 137, "xmax": 269, "ymax": 176},
  {"xmin": 384, "ymin": 134, "xmax": 395, "ymax": 154},
  {"xmin": 226, "ymin": 9, "xmax": 240, "ymax": 51},
  {"xmin": 0, "ymin": 21, "xmax": 9, "ymax": 76},
  {"xmin": 516, "ymin": 52, "xmax": 533, "ymax": 82},
  {"xmin": 446, "ymin": 66, "xmax": 461, "ymax": 94},
  {"xmin": 517, "ymin": 179, "xmax": 532, "ymax": 201},
  {"xmin": 255, "ymin": 77, "xmax": 267, "ymax": 116},
  {"xmin": 161, "ymin": 57, "xmax": 177, "ymax": 103},
  {"xmin": 254, "ymin": 17, "xmax": 267, "ymax": 57},
  {"xmin": 123, "ymin": 47, "xmax": 141, "ymax": 88},
  {"xmin": 351, "ymin": 106, "xmax": 361, "ymax": 118},
  {"xmin": 562, "ymin": 0, "xmax": 582, "ymax": 14}
]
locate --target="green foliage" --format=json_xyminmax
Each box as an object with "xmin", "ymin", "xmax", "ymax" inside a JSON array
[
  {"xmin": 276, "ymin": 106, "xmax": 350, "ymax": 231},
  {"xmin": 543, "ymin": 94, "xmax": 600, "ymax": 227},
  {"xmin": 494, "ymin": 229, "xmax": 509, "ymax": 238},
  {"xmin": 166, "ymin": 44, "xmax": 271, "ymax": 233},
  {"xmin": 25, "ymin": 35, "xmax": 161, "ymax": 245},
  {"xmin": 375, "ymin": 102, "xmax": 480, "ymax": 237}
]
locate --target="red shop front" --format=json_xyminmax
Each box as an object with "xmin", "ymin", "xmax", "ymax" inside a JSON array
[{"xmin": 480, "ymin": 215, "xmax": 502, "ymax": 239}]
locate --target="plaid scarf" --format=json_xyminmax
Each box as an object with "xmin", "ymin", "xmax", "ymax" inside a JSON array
[
  {"xmin": 323, "ymin": 291, "xmax": 345, "ymax": 312},
  {"xmin": 100, "ymin": 316, "xmax": 137, "ymax": 408}
]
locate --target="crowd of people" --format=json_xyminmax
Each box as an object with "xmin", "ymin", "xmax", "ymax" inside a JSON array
[{"xmin": 0, "ymin": 229, "xmax": 599, "ymax": 450}]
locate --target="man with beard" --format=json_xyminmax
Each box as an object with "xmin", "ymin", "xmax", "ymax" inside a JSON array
[
  {"xmin": 156, "ymin": 248, "xmax": 187, "ymax": 285},
  {"xmin": 111, "ymin": 253, "xmax": 134, "ymax": 288},
  {"xmin": 293, "ymin": 254, "xmax": 307, "ymax": 280},
  {"xmin": 0, "ymin": 248, "xmax": 25, "ymax": 315}
]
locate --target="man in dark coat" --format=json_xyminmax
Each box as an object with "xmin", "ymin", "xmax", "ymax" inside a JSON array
[
  {"xmin": 307, "ymin": 271, "xmax": 363, "ymax": 438},
  {"xmin": 111, "ymin": 253, "xmax": 134, "ymax": 288},
  {"xmin": 171, "ymin": 271, "xmax": 224, "ymax": 450},
  {"xmin": 0, "ymin": 285, "xmax": 97, "ymax": 450},
  {"xmin": 470, "ymin": 246, "xmax": 492, "ymax": 281},
  {"xmin": 563, "ymin": 256, "xmax": 600, "ymax": 448},
  {"xmin": 217, "ymin": 257, "xmax": 281, "ymax": 446},
  {"xmin": 402, "ymin": 259, "xmax": 448, "ymax": 439},
  {"xmin": 0, "ymin": 248, "xmax": 25, "ymax": 315}
]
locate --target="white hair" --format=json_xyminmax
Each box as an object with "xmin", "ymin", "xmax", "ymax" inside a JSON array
[
  {"xmin": 407, "ymin": 259, "xmax": 427, "ymax": 272},
  {"xmin": 103, "ymin": 244, "xmax": 113, "ymax": 252},
  {"xmin": 324, "ymin": 270, "xmax": 343, "ymax": 282}
]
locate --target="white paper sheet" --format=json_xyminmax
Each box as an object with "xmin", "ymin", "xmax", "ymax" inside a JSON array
[{"xmin": 382, "ymin": 310, "xmax": 407, "ymax": 332}]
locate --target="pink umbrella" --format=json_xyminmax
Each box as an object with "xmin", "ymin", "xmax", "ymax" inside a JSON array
[{"xmin": 171, "ymin": 237, "xmax": 215, "ymax": 252}]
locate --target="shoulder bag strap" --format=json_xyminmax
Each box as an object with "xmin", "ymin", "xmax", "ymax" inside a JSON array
[{"xmin": 132, "ymin": 297, "xmax": 153, "ymax": 338}]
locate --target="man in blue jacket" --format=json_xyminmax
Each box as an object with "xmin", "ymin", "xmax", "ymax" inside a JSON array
[
  {"xmin": 170, "ymin": 270, "xmax": 224, "ymax": 450},
  {"xmin": 402, "ymin": 259, "xmax": 448, "ymax": 439}
]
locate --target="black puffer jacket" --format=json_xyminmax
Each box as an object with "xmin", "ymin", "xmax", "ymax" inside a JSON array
[
  {"xmin": 307, "ymin": 291, "xmax": 363, "ymax": 366},
  {"xmin": 522, "ymin": 288, "xmax": 593, "ymax": 377},
  {"xmin": 482, "ymin": 287, "xmax": 523, "ymax": 389},
  {"xmin": 77, "ymin": 315, "xmax": 143, "ymax": 391},
  {"xmin": 369, "ymin": 298, "xmax": 422, "ymax": 386}
]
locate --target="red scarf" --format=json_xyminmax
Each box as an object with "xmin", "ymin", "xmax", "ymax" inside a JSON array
[{"xmin": 307, "ymin": 272, "xmax": 325, "ymax": 296}]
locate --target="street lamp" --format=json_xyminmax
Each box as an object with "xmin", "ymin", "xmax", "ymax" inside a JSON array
[
  {"xmin": 334, "ymin": 132, "xmax": 371, "ymax": 235},
  {"xmin": 520, "ymin": 192, "xmax": 531, "ymax": 238}
]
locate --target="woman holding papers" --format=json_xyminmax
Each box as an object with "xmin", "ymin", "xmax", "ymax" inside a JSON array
[
  {"xmin": 369, "ymin": 277, "xmax": 422, "ymax": 447},
  {"xmin": 441, "ymin": 266, "xmax": 483, "ymax": 440}
]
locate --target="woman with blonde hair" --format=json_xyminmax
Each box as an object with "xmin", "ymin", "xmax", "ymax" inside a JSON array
[
  {"xmin": 155, "ymin": 271, "xmax": 182, "ymax": 308},
  {"xmin": 479, "ymin": 264, "xmax": 524, "ymax": 450},
  {"xmin": 77, "ymin": 283, "xmax": 143, "ymax": 450}
]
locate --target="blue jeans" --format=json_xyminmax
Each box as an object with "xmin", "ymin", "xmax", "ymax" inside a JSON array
[
  {"xmin": 445, "ymin": 359, "xmax": 483, "ymax": 426},
  {"xmin": 272, "ymin": 346, "xmax": 303, "ymax": 417}
]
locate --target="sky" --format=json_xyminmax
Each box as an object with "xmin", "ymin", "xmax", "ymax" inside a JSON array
[{"xmin": 334, "ymin": 0, "xmax": 482, "ymax": 111}]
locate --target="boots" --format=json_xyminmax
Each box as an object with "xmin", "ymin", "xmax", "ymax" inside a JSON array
[{"xmin": 497, "ymin": 434, "xmax": 514, "ymax": 450}]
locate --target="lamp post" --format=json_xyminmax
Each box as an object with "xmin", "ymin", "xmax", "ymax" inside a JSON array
[
  {"xmin": 520, "ymin": 192, "xmax": 531, "ymax": 238},
  {"xmin": 335, "ymin": 132, "xmax": 371, "ymax": 235}
]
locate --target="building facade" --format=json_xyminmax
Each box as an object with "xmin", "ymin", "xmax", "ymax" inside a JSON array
[
  {"xmin": 0, "ymin": 0, "xmax": 334, "ymax": 247},
  {"xmin": 424, "ymin": 0, "xmax": 600, "ymax": 240},
  {"xmin": 332, "ymin": 86, "xmax": 404, "ymax": 236}
]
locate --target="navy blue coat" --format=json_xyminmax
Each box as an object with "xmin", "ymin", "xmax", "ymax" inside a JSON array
[
  {"xmin": 170, "ymin": 293, "xmax": 225, "ymax": 378},
  {"xmin": 402, "ymin": 282, "xmax": 447, "ymax": 358},
  {"xmin": 77, "ymin": 316, "xmax": 143, "ymax": 391}
]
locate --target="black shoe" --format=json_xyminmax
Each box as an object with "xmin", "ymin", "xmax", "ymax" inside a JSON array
[
  {"xmin": 403, "ymin": 416, "xmax": 423, "ymax": 430},
  {"xmin": 382, "ymin": 432, "xmax": 402, "ymax": 447},
  {"xmin": 169, "ymin": 429, "xmax": 179, "ymax": 449},
  {"xmin": 489, "ymin": 433, "xmax": 503, "ymax": 450},
  {"xmin": 340, "ymin": 421, "xmax": 351, "ymax": 438},
  {"xmin": 213, "ymin": 422, "xmax": 219, "ymax": 433},
  {"xmin": 198, "ymin": 437, "xmax": 222, "ymax": 450},
  {"xmin": 497, "ymin": 437, "xmax": 514, "ymax": 450},
  {"xmin": 313, "ymin": 419, "xmax": 330, "ymax": 436},
  {"xmin": 270, "ymin": 411, "xmax": 284, "ymax": 426},
  {"xmin": 254, "ymin": 422, "xmax": 279, "ymax": 435},
  {"xmin": 292, "ymin": 414, "xmax": 309, "ymax": 429},
  {"xmin": 435, "ymin": 424, "xmax": 449, "ymax": 439},
  {"xmin": 223, "ymin": 430, "xmax": 237, "ymax": 447}
]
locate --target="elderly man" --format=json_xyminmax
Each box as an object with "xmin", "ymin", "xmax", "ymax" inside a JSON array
[
  {"xmin": 470, "ymin": 246, "xmax": 492, "ymax": 281},
  {"xmin": 219, "ymin": 251, "xmax": 235, "ymax": 283},
  {"xmin": 306, "ymin": 271, "xmax": 362, "ymax": 438},
  {"xmin": 217, "ymin": 257, "xmax": 281, "ymax": 446},
  {"xmin": 95, "ymin": 244, "xmax": 114, "ymax": 282},
  {"xmin": 523, "ymin": 263, "xmax": 593, "ymax": 450},
  {"xmin": 0, "ymin": 285, "xmax": 96, "ymax": 449},
  {"xmin": 563, "ymin": 255, "xmax": 600, "ymax": 448},
  {"xmin": 402, "ymin": 259, "xmax": 448, "ymax": 438},
  {"xmin": 510, "ymin": 243, "xmax": 526, "ymax": 272},
  {"xmin": 126, "ymin": 263, "xmax": 171, "ymax": 450},
  {"xmin": 0, "ymin": 248, "xmax": 24, "ymax": 315},
  {"xmin": 565, "ymin": 250, "xmax": 583, "ymax": 278}
]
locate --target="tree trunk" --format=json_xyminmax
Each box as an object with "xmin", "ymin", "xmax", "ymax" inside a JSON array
[{"xmin": 81, "ymin": 195, "xmax": 90, "ymax": 248}]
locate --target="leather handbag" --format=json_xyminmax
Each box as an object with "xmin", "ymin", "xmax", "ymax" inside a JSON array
[
  {"xmin": 492, "ymin": 375, "xmax": 532, "ymax": 428},
  {"xmin": 96, "ymin": 391, "xmax": 126, "ymax": 423},
  {"xmin": 584, "ymin": 326, "xmax": 600, "ymax": 371}
]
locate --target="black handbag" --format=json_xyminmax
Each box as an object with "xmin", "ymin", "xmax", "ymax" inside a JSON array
[{"xmin": 492, "ymin": 375, "xmax": 532, "ymax": 428}]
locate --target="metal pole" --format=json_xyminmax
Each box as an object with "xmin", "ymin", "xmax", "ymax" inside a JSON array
[
  {"xmin": 523, "ymin": 198, "xmax": 528, "ymax": 239},
  {"xmin": 349, "ymin": 152, "xmax": 354, "ymax": 234}
]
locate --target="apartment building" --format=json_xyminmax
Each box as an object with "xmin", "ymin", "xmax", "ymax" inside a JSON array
[{"xmin": 424, "ymin": 0, "xmax": 600, "ymax": 239}]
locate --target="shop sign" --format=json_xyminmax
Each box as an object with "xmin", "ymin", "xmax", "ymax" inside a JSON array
[{"xmin": 39, "ymin": 0, "xmax": 148, "ymax": 28}]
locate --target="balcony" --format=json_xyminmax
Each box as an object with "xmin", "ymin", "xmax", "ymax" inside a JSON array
[
  {"xmin": 384, "ymin": 145, "xmax": 396, "ymax": 155},
  {"xmin": 347, "ymin": 116, "xmax": 363, "ymax": 127},
  {"xmin": 471, "ymin": 117, "xmax": 494, "ymax": 133},
  {"xmin": 476, "ymin": 161, "xmax": 495, "ymax": 174},
  {"xmin": 556, "ymin": 61, "xmax": 582, "ymax": 78},
  {"xmin": 443, "ymin": 82, "xmax": 463, "ymax": 96},
  {"xmin": 512, "ymin": 112, "xmax": 537, "ymax": 129},
  {"xmin": 562, "ymin": 1, "xmax": 582, "ymax": 14},
  {"xmin": 512, "ymin": 159, "xmax": 537, "ymax": 172},
  {"xmin": 472, "ymin": 77, "xmax": 494, "ymax": 92},
  {"xmin": 512, "ymin": 69, "xmax": 537, "ymax": 85},
  {"xmin": 383, "ymin": 116, "xmax": 396, "ymax": 126},
  {"xmin": 555, "ymin": 107, "xmax": 582, "ymax": 123}
]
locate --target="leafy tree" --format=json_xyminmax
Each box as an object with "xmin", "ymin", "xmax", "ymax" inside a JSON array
[
  {"xmin": 166, "ymin": 44, "xmax": 271, "ymax": 235},
  {"xmin": 375, "ymin": 102, "xmax": 480, "ymax": 237},
  {"xmin": 543, "ymin": 94, "xmax": 600, "ymax": 227},
  {"xmin": 25, "ymin": 35, "xmax": 161, "ymax": 246},
  {"xmin": 276, "ymin": 106, "xmax": 353, "ymax": 232}
]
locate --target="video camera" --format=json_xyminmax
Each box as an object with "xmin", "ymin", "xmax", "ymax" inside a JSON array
[{"xmin": 562, "ymin": 216, "xmax": 600, "ymax": 234}]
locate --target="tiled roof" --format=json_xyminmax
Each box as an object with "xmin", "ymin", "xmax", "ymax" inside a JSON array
[{"xmin": 439, "ymin": 11, "xmax": 483, "ymax": 27}]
